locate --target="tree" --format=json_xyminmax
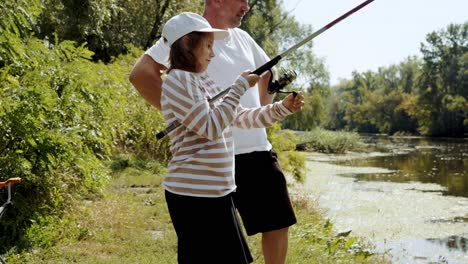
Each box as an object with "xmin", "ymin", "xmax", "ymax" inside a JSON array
[
  {"xmin": 416, "ymin": 22, "xmax": 467, "ymax": 136},
  {"xmin": 0, "ymin": 0, "xmax": 43, "ymax": 70},
  {"xmin": 36, "ymin": 0, "xmax": 204, "ymax": 62}
]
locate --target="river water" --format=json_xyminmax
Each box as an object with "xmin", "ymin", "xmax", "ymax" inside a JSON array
[{"xmin": 303, "ymin": 136, "xmax": 468, "ymax": 264}]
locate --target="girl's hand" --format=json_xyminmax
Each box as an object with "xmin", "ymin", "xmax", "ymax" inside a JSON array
[
  {"xmin": 241, "ymin": 71, "xmax": 260, "ymax": 87},
  {"xmin": 282, "ymin": 92, "xmax": 304, "ymax": 113}
]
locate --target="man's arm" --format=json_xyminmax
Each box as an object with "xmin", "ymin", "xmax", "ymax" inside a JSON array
[{"xmin": 129, "ymin": 54, "xmax": 167, "ymax": 110}]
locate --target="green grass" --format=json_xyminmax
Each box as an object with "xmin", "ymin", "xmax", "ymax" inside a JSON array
[{"xmin": 4, "ymin": 158, "xmax": 390, "ymax": 264}]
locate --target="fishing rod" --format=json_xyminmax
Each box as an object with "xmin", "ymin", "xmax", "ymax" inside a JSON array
[{"xmin": 156, "ymin": 0, "xmax": 375, "ymax": 140}]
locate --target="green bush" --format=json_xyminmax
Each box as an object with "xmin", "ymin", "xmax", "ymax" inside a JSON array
[
  {"xmin": 267, "ymin": 123, "xmax": 306, "ymax": 182},
  {"xmin": 0, "ymin": 1, "xmax": 170, "ymax": 251},
  {"xmin": 0, "ymin": 36, "xmax": 110, "ymax": 251},
  {"xmin": 0, "ymin": 40, "xmax": 172, "ymax": 252}
]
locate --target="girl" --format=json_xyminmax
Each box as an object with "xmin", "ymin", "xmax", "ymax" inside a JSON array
[{"xmin": 159, "ymin": 12, "xmax": 304, "ymax": 264}]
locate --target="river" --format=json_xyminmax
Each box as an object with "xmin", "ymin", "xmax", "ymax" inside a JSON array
[{"xmin": 302, "ymin": 136, "xmax": 468, "ymax": 264}]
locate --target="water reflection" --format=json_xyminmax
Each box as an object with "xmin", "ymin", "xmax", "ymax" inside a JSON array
[
  {"xmin": 333, "ymin": 136, "xmax": 468, "ymax": 197},
  {"xmin": 429, "ymin": 216, "xmax": 468, "ymax": 224},
  {"xmin": 428, "ymin": 235, "xmax": 468, "ymax": 252}
]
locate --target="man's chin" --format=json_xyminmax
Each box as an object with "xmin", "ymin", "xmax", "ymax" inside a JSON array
[
  {"xmin": 231, "ymin": 17, "xmax": 243, "ymax": 28},
  {"xmin": 232, "ymin": 21, "xmax": 242, "ymax": 28}
]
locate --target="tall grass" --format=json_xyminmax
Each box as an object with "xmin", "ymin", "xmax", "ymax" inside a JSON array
[{"xmin": 297, "ymin": 128, "xmax": 367, "ymax": 154}]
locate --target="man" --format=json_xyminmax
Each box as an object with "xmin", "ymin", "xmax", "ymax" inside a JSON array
[{"xmin": 129, "ymin": 1, "xmax": 299, "ymax": 263}]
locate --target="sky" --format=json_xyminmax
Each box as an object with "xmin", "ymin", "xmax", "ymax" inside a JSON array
[{"xmin": 281, "ymin": 0, "xmax": 468, "ymax": 85}]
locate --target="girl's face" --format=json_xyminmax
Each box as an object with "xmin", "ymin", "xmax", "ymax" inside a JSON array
[{"xmin": 196, "ymin": 33, "xmax": 215, "ymax": 72}]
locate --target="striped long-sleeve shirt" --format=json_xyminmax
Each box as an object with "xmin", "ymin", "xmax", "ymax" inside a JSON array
[{"xmin": 161, "ymin": 69, "xmax": 293, "ymax": 197}]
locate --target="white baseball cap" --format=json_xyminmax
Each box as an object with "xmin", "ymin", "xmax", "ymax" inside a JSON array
[{"xmin": 162, "ymin": 12, "xmax": 228, "ymax": 46}]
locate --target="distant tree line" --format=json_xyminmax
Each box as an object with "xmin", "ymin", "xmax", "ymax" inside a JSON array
[{"xmin": 284, "ymin": 22, "xmax": 467, "ymax": 137}]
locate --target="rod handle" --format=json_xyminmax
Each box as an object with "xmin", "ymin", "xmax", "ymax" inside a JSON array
[{"xmin": 251, "ymin": 55, "xmax": 282, "ymax": 76}]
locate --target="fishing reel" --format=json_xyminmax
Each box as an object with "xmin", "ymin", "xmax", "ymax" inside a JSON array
[{"xmin": 267, "ymin": 68, "xmax": 297, "ymax": 95}]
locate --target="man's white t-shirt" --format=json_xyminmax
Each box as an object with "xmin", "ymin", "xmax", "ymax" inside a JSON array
[{"xmin": 146, "ymin": 28, "xmax": 273, "ymax": 155}]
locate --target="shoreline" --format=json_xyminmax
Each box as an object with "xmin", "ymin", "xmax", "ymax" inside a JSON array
[{"xmin": 296, "ymin": 151, "xmax": 468, "ymax": 264}]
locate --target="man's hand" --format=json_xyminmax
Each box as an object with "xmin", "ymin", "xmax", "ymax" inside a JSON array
[
  {"xmin": 241, "ymin": 71, "xmax": 261, "ymax": 87},
  {"xmin": 282, "ymin": 92, "xmax": 304, "ymax": 113},
  {"xmin": 258, "ymin": 68, "xmax": 276, "ymax": 106}
]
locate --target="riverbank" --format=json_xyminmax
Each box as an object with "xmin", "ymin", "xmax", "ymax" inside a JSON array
[
  {"xmin": 4, "ymin": 158, "xmax": 389, "ymax": 263},
  {"xmin": 300, "ymin": 151, "xmax": 468, "ymax": 264}
]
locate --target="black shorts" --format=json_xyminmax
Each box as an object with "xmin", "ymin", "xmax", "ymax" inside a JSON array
[
  {"xmin": 165, "ymin": 191, "xmax": 253, "ymax": 264},
  {"xmin": 233, "ymin": 150, "xmax": 297, "ymax": 236}
]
